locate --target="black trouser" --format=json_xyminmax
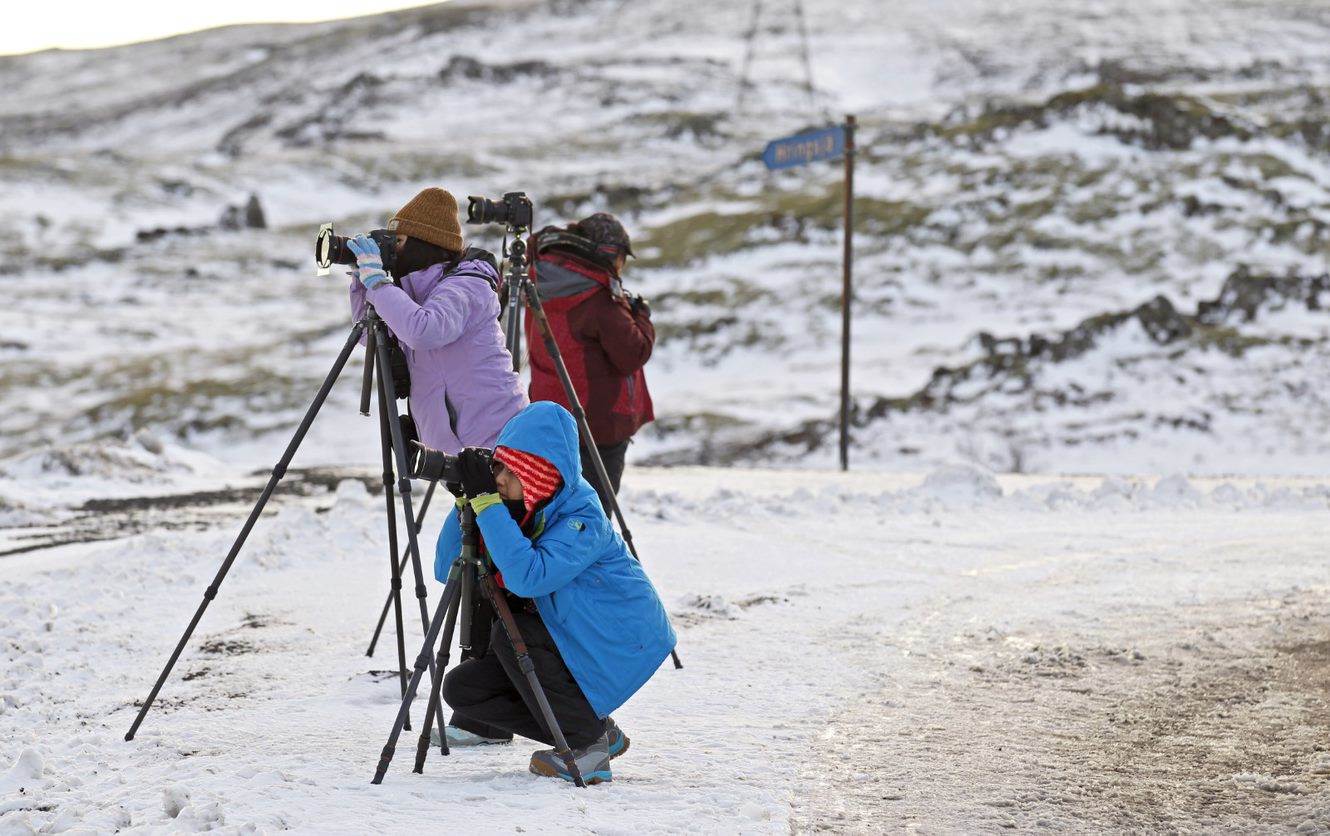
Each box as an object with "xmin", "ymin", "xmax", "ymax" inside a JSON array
[
  {"xmin": 446, "ymin": 595, "xmax": 510, "ymax": 740},
  {"xmin": 442, "ymin": 609, "xmax": 605, "ymax": 750},
  {"xmin": 580, "ymin": 438, "xmax": 629, "ymax": 515}
]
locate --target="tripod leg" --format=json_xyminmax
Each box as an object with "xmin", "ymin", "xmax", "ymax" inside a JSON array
[
  {"xmin": 480, "ymin": 574, "xmax": 586, "ymax": 788},
  {"xmin": 502, "ymin": 288, "xmax": 523, "ymax": 372},
  {"xmin": 372, "ymin": 555, "xmax": 465, "ymax": 785},
  {"xmin": 374, "ymin": 330, "xmax": 435, "ymax": 635},
  {"xmin": 414, "ymin": 567, "xmax": 465, "ymax": 770},
  {"xmin": 360, "ymin": 320, "xmax": 376, "ymax": 417},
  {"xmin": 366, "ymin": 480, "xmax": 436, "ymax": 657},
  {"xmin": 125, "ymin": 323, "xmax": 366, "ymax": 742},
  {"xmin": 521, "ymin": 279, "xmax": 682, "ymax": 668},
  {"xmin": 373, "ymin": 328, "xmax": 447, "ymax": 747},
  {"xmin": 375, "ymin": 378, "xmax": 412, "ymax": 730}
]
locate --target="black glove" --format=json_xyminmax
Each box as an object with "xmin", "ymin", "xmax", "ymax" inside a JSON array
[
  {"xmin": 629, "ymin": 293, "xmax": 651, "ymax": 318},
  {"xmin": 458, "ymin": 447, "xmax": 498, "ymax": 498}
]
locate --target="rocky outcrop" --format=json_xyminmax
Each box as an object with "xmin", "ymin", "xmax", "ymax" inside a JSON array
[
  {"xmin": 219, "ymin": 194, "xmax": 267, "ymax": 231},
  {"xmin": 933, "ymin": 83, "xmax": 1255, "ymax": 150},
  {"xmin": 651, "ymin": 267, "xmax": 1328, "ymax": 465}
]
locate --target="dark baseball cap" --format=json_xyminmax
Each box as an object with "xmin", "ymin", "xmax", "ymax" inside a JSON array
[{"xmin": 575, "ymin": 212, "xmax": 634, "ymax": 258}]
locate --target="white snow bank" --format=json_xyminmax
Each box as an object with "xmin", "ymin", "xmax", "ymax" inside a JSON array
[{"xmin": 1, "ymin": 466, "xmax": 1328, "ymax": 831}]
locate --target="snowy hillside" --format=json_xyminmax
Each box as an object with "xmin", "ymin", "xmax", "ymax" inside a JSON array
[
  {"xmin": 2, "ymin": 0, "xmax": 1330, "ymax": 483},
  {"xmin": 4, "ymin": 468, "xmax": 1330, "ymax": 831}
]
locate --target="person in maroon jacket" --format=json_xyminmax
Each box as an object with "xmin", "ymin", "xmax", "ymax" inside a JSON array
[{"xmin": 525, "ymin": 213, "xmax": 655, "ymax": 513}]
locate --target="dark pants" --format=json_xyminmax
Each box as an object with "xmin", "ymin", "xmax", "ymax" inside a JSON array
[
  {"xmin": 580, "ymin": 439, "xmax": 629, "ymax": 515},
  {"xmin": 446, "ymin": 595, "xmax": 510, "ymax": 740},
  {"xmin": 442, "ymin": 609, "xmax": 605, "ymax": 750}
]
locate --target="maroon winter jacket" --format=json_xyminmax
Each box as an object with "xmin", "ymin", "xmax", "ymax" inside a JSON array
[{"xmin": 526, "ymin": 250, "xmax": 655, "ymax": 446}]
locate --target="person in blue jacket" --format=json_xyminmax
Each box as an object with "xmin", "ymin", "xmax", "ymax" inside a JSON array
[{"xmin": 436, "ymin": 401, "xmax": 676, "ymax": 784}]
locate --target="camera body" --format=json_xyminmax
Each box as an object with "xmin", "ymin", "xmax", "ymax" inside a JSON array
[
  {"xmin": 315, "ymin": 224, "xmax": 398, "ymax": 274},
  {"xmin": 467, "ymin": 192, "xmax": 533, "ymax": 228}
]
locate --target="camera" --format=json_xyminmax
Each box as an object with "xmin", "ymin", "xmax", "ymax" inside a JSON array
[
  {"xmin": 466, "ymin": 192, "xmax": 533, "ymax": 228},
  {"xmin": 315, "ymin": 223, "xmax": 397, "ymax": 274}
]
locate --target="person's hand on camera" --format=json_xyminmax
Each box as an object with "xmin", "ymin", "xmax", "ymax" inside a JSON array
[
  {"xmin": 458, "ymin": 447, "xmax": 498, "ymax": 499},
  {"xmin": 347, "ymin": 234, "xmax": 391, "ymax": 290},
  {"xmin": 629, "ymin": 293, "xmax": 651, "ymax": 318}
]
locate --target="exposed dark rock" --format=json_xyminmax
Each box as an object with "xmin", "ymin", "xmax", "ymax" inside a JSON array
[
  {"xmin": 1197, "ymin": 266, "xmax": 1328, "ymax": 324},
  {"xmin": 657, "ymin": 111, "xmax": 728, "ymax": 142},
  {"xmin": 338, "ymin": 71, "xmax": 383, "ymax": 94},
  {"xmin": 933, "ymin": 83, "xmax": 1254, "ymax": 150},
  {"xmin": 272, "ymin": 103, "xmax": 387, "ymax": 146},
  {"xmin": 243, "ymin": 194, "xmax": 266, "ymax": 229},
  {"xmin": 218, "ymin": 194, "xmax": 267, "ymax": 230},
  {"xmin": 158, "ymin": 179, "xmax": 195, "ymax": 197},
  {"xmin": 651, "ymin": 267, "xmax": 1327, "ymax": 465},
  {"xmin": 137, "ymin": 225, "xmax": 206, "ymax": 242},
  {"xmin": 1181, "ymin": 194, "xmax": 1224, "ymax": 217},
  {"xmin": 216, "ymin": 113, "xmax": 273, "ymax": 157},
  {"xmin": 438, "ymin": 55, "xmax": 556, "ymax": 85}
]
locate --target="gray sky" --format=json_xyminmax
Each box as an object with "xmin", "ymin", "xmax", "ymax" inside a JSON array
[{"xmin": 0, "ymin": 1, "xmax": 437, "ymax": 56}]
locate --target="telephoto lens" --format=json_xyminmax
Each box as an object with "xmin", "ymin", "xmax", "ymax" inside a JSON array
[
  {"xmin": 466, "ymin": 196, "xmax": 504, "ymax": 225},
  {"xmin": 407, "ymin": 441, "xmax": 462, "ymax": 483}
]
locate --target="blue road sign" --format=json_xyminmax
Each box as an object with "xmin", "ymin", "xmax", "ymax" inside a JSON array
[{"xmin": 762, "ymin": 125, "xmax": 846, "ymax": 170}]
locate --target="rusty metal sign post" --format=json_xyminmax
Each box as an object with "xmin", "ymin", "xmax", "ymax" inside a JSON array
[{"xmin": 762, "ymin": 115, "xmax": 857, "ymax": 470}]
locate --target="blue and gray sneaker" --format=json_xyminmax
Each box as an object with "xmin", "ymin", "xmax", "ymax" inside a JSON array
[
  {"xmin": 430, "ymin": 724, "xmax": 512, "ymax": 748},
  {"xmin": 604, "ymin": 717, "xmax": 630, "ymax": 759},
  {"xmin": 528, "ymin": 736, "xmax": 612, "ymax": 785}
]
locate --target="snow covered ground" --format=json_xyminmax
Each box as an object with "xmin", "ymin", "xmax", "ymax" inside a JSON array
[{"xmin": 3, "ymin": 466, "xmax": 1329, "ymax": 832}]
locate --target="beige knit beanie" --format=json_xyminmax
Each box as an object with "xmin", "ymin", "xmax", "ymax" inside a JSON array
[{"xmin": 389, "ymin": 187, "xmax": 464, "ymax": 251}]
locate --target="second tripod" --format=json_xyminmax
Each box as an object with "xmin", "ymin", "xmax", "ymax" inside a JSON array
[{"xmin": 492, "ymin": 201, "xmax": 682, "ymax": 670}]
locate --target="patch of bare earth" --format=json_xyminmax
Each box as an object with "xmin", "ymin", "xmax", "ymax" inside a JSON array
[{"xmin": 794, "ymin": 592, "xmax": 1330, "ymax": 832}]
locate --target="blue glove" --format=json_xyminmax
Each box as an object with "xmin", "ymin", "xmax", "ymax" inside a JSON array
[{"xmin": 347, "ymin": 234, "xmax": 391, "ymax": 290}]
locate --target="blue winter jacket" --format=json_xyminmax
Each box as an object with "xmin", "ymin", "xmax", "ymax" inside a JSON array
[{"xmin": 434, "ymin": 401, "xmax": 676, "ymax": 717}]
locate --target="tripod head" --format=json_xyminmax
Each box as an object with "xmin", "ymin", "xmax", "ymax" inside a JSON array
[{"xmin": 465, "ymin": 192, "xmax": 535, "ymax": 371}]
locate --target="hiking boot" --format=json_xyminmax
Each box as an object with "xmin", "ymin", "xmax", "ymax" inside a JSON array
[
  {"xmin": 430, "ymin": 724, "xmax": 512, "ymax": 748},
  {"xmin": 530, "ymin": 718, "xmax": 626, "ymax": 765},
  {"xmin": 604, "ymin": 717, "xmax": 630, "ymax": 760},
  {"xmin": 528, "ymin": 736, "xmax": 612, "ymax": 784}
]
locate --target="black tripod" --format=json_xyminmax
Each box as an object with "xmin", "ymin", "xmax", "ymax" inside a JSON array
[
  {"xmin": 364, "ymin": 481, "xmax": 437, "ymax": 659},
  {"xmin": 125, "ymin": 306, "xmax": 446, "ymax": 745},
  {"xmin": 371, "ymin": 504, "xmax": 586, "ymax": 787},
  {"xmin": 498, "ymin": 218, "xmax": 682, "ymax": 670}
]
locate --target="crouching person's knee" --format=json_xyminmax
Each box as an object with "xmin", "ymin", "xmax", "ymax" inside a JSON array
[
  {"xmin": 441, "ymin": 664, "xmax": 470, "ymax": 710},
  {"xmin": 488, "ymin": 618, "xmax": 513, "ymax": 658}
]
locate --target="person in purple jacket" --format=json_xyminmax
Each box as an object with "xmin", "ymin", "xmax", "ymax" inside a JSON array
[
  {"xmin": 347, "ymin": 187, "xmax": 527, "ymax": 748},
  {"xmin": 347, "ymin": 187, "xmax": 526, "ymax": 451}
]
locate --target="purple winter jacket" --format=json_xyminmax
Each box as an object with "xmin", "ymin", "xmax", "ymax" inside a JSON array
[{"xmin": 350, "ymin": 258, "xmax": 527, "ymax": 453}]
